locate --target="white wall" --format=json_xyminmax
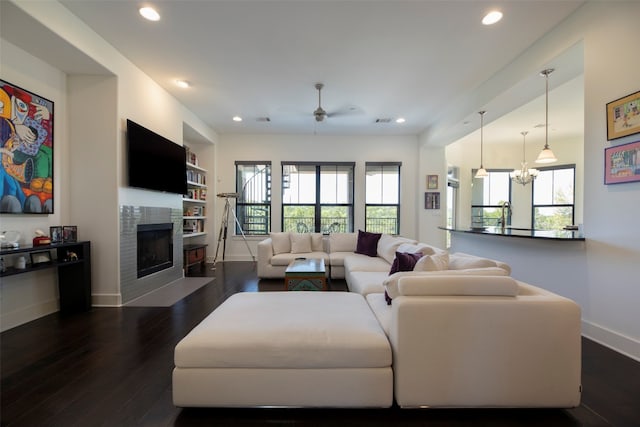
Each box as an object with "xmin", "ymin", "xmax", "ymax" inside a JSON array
[
  {"xmin": 1, "ymin": 1, "xmax": 217, "ymax": 327},
  {"xmin": 213, "ymin": 133, "xmax": 419, "ymax": 260},
  {"xmin": 0, "ymin": 40, "xmax": 68, "ymax": 330},
  {"xmin": 436, "ymin": 2, "xmax": 640, "ymax": 360}
]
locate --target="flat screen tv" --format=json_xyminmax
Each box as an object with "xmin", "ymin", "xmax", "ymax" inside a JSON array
[{"xmin": 126, "ymin": 119, "xmax": 187, "ymax": 195}]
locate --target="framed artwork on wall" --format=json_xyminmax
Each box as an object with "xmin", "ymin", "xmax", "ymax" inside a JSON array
[
  {"xmin": 604, "ymin": 140, "xmax": 640, "ymax": 185},
  {"xmin": 425, "ymin": 192, "xmax": 440, "ymax": 210},
  {"xmin": 426, "ymin": 174, "xmax": 438, "ymax": 189},
  {"xmin": 0, "ymin": 79, "xmax": 54, "ymax": 214},
  {"xmin": 606, "ymin": 90, "xmax": 640, "ymax": 140}
]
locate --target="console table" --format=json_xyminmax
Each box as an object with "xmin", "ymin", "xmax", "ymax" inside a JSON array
[{"xmin": 0, "ymin": 241, "xmax": 92, "ymax": 313}]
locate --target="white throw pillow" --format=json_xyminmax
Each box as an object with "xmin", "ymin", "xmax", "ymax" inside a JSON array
[
  {"xmin": 290, "ymin": 233, "xmax": 312, "ymax": 254},
  {"xmin": 414, "ymin": 251, "xmax": 449, "ymax": 272},
  {"xmin": 397, "ymin": 242, "xmax": 437, "ymax": 256},
  {"xmin": 310, "ymin": 233, "xmax": 324, "ymax": 252},
  {"xmin": 377, "ymin": 234, "xmax": 416, "ymax": 264},
  {"xmin": 270, "ymin": 232, "xmax": 291, "ymax": 254}
]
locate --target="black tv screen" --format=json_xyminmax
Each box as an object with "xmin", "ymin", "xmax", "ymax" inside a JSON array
[{"xmin": 126, "ymin": 119, "xmax": 187, "ymax": 195}]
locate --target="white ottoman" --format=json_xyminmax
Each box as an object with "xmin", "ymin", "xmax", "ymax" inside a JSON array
[{"xmin": 173, "ymin": 291, "xmax": 392, "ymax": 408}]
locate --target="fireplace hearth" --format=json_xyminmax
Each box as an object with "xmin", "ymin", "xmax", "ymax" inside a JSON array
[{"xmin": 137, "ymin": 223, "xmax": 173, "ymax": 278}]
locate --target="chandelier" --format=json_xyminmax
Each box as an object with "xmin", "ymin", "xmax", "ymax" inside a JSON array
[{"xmin": 510, "ymin": 131, "xmax": 539, "ymax": 185}]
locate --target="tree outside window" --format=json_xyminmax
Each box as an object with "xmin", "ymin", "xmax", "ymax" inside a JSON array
[
  {"xmin": 282, "ymin": 162, "xmax": 354, "ymax": 233},
  {"xmin": 532, "ymin": 165, "xmax": 575, "ymax": 230},
  {"xmin": 471, "ymin": 169, "xmax": 512, "ymax": 228},
  {"xmin": 365, "ymin": 163, "xmax": 401, "ymax": 234}
]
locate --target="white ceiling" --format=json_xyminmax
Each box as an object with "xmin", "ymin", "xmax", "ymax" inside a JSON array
[{"xmin": 54, "ymin": 0, "xmax": 584, "ymax": 138}]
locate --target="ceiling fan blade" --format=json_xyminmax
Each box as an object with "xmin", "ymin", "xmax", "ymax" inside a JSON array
[{"xmin": 327, "ymin": 105, "xmax": 365, "ymax": 118}]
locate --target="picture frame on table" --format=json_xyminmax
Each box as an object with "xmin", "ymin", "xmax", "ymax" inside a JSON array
[
  {"xmin": 604, "ymin": 140, "xmax": 640, "ymax": 185},
  {"xmin": 30, "ymin": 250, "xmax": 52, "ymax": 266},
  {"xmin": 50, "ymin": 226, "xmax": 63, "ymax": 244},
  {"xmin": 606, "ymin": 90, "xmax": 640, "ymax": 140},
  {"xmin": 426, "ymin": 174, "xmax": 439, "ymax": 190},
  {"xmin": 63, "ymin": 226, "xmax": 77, "ymax": 242}
]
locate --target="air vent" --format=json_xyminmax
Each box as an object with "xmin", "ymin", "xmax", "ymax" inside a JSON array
[
  {"xmin": 256, "ymin": 117, "xmax": 271, "ymax": 122},
  {"xmin": 375, "ymin": 118, "xmax": 392, "ymax": 123}
]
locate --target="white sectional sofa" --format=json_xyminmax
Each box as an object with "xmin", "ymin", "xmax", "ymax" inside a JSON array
[{"xmin": 176, "ymin": 231, "xmax": 582, "ymax": 409}]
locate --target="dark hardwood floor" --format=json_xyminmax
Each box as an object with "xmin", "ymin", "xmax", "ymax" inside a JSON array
[{"xmin": 2, "ymin": 261, "xmax": 639, "ymax": 427}]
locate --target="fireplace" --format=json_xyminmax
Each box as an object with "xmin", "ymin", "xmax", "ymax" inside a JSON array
[{"xmin": 137, "ymin": 223, "xmax": 174, "ymax": 278}]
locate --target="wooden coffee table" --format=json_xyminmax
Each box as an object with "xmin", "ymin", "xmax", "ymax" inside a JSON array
[{"xmin": 284, "ymin": 258, "xmax": 327, "ymax": 291}]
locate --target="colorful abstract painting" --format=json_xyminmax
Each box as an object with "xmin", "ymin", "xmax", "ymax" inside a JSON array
[
  {"xmin": 604, "ymin": 140, "xmax": 640, "ymax": 185},
  {"xmin": 0, "ymin": 79, "xmax": 54, "ymax": 213}
]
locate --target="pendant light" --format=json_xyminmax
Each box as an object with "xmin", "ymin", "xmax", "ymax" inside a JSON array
[
  {"xmin": 536, "ymin": 68, "xmax": 558, "ymax": 164},
  {"xmin": 510, "ymin": 131, "xmax": 539, "ymax": 185},
  {"xmin": 475, "ymin": 111, "xmax": 488, "ymax": 178}
]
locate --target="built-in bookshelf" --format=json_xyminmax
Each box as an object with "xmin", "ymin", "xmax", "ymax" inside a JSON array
[{"xmin": 183, "ymin": 147, "xmax": 207, "ymax": 239}]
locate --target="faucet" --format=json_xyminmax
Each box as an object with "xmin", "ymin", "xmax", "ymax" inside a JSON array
[{"xmin": 498, "ymin": 201, "xmax": 511, "ymax": 230}]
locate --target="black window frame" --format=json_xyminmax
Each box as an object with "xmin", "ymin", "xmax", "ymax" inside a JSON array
[
  {"xmin": 365, "ymin": 162, "xmax": 401, "ymax": 234},
  {"xmin": 235, "ymin": 161, "xmax": 272, "ymax": 236}
]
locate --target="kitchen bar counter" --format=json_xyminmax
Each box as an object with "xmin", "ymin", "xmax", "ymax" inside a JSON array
[{"xmin": 439, "ymin": 226, "xmax": 585, "ymax": 241}]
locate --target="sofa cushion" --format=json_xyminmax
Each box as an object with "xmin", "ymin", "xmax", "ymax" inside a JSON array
[
  {"xmin": 174, "ymin": 292, "xmax": 391, "ymax": 369},
  {"xmin": 271, "ymin": 232, "xmax": 291, "ymax": 254},
  {"xmin": 397, "ymin": 275, "xmax": 518, "ymax": 297},
  {"xmin": 329, "ymin": 233, "xmax": 357, "ymax": 253},
  {"xmin": 414, "ymin": 251, "xmax": 449, "ymax": 272},
  {"xmin": 383, "ymin": 267, "xmax": 511, "ymax": 301},
  {"xmin": 346, "ymin": 271, "xmax": 388, "ymax": 295},
  {"xmin": 355, "ymin": 230, "xmax": 382, "ymax": 257},
  {"xmin": 377, "ymin": 234, "xmax": 416, "ymax": 264},
  {"xmin": 290, "ymin": 233, "xmax": 311, "ymax": 253},
  {"xmin": 389, "ymin": 252, "xmax": 423, "ymax": 275},
  {"xmin": 310, "ymin": 233, "xmax": 324, "ymax": 252},
  {"xmin": 344, "ymin": 254, "xmax": 392, "ymax": 273}
]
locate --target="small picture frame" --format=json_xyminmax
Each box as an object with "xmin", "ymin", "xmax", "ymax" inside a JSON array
[
  {"xmin": 427, "ymin": 174, "xmax": 439, "ymax": 189},
  {"xmin": 63, "ymin": 226, "xmax": 78, "ymax": 242},
  {"xmin": 606, "ymin": 90, "xmax": 640, "ymax": 140},
  {"xmin": 604, "ymin": 140, "xmax": 640, "ymax": 184},
  {"xmin": 30, "ymin": 250, "xmax": 52, "ymax": 266},
  {"xmin": 425, "ymin": 192, "xmax": 440, "ymax": 210},
  {"xmin": 50, "ymin": 226, "xmax": 63, "ymax": 244}
]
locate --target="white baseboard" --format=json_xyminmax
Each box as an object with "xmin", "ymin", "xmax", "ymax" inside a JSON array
[
  {"xmin": 0, "ymin": 299, "xmax": 58, "ymax": 332},
  {"xmin": 91, "ymin": 293, "xmax": 122, "ymax": 307},
  {"xmin": 582, "ymin": 320, "xmax": 640, "ymax": 362}
]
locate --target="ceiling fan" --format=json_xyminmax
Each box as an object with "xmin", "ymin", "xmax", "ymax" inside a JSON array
[
  {"xmin": 313, "ymin": 83, "xmax": 328, "ymax": 122},
  {"xmin": 312, "ymin": 83, "xmax": 363, "ymax": 123}
]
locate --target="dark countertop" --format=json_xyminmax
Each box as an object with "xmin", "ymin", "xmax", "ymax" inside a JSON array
[{"xmin": 439, "ymin": 226, "xmax": 585, "ymax": 241}]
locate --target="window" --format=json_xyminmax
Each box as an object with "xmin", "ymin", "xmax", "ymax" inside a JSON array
[
  {"xmin": 235, "ymin": 162, "xmax": 271, "ymax": 235},
  {"xmin": 532, "ymin": 165, "xmax": 575, "ymax": 230},
  {"xmin": 445, "ymin": 166, "xmax": 459, "ymax": 248},
  {"xmin": 365, "ymin": 162, "xmax": 400, "ymax": 234},
  {"xmin": 471, "ymin": 169, "xmax": 512, "ymax": 228},
  {"xmin": 282, "ymin": 162, "xmax": 354, "ymax": 233}
]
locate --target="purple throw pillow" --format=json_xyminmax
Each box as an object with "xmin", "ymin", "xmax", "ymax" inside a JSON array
[
  {"xmin": 355, "ymin": 230, "xmax": 382, "ymax": 257},
  {"xmin": 389, "ymin": 251, "xmax": 423, "ymax": 275},
  {"xmin": 386, "ymin": 251, "xmax": 422, "ymax": 305}
]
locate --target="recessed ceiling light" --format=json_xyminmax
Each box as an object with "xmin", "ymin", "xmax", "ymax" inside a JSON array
[
  {"xmin": 175, "ymin": 80, "xmax": 190, "ymax": 88},
  {"xmin": 482, "ymin": 10, "xmax": 503, "ymax": 25},
  {"xmin": 395, "ymin": 118, "xmax": 406, "ymax": 124},
  {"xmin": 139, "ymin": 6, "xmax": 160, "ymax": 21},
  {"xmin": 232, "ymin": 116, "xmax": 243, "ymax": 122}
]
